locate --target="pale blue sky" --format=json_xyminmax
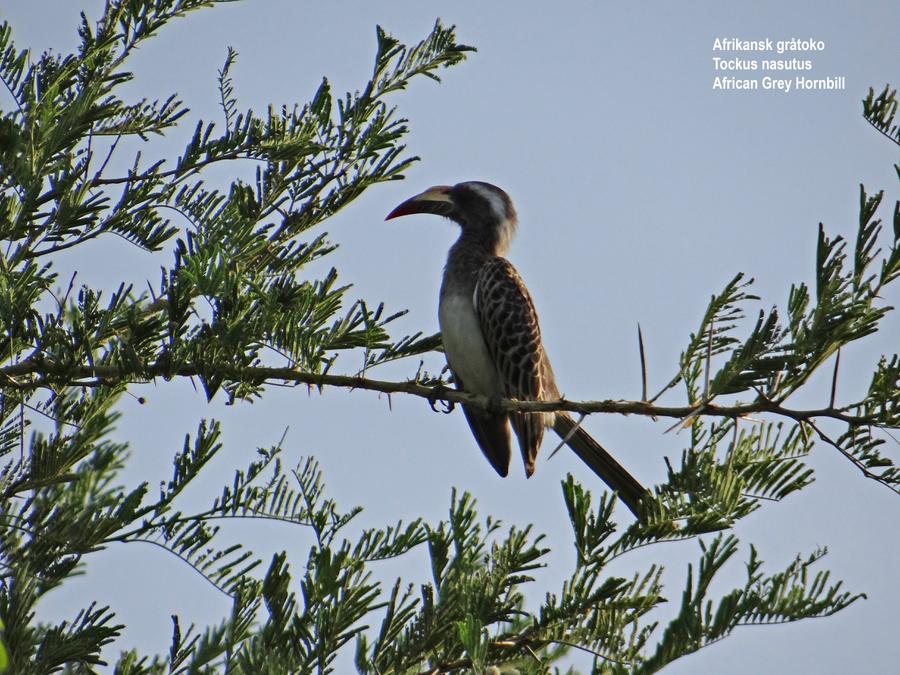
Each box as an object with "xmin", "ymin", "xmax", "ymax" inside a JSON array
[{"xmin": 3, "ymin": 1, "xmax": 898, "ymax": 672}]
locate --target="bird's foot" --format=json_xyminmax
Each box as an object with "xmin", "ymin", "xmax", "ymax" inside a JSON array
[{"xmin": 427, "ymin": 384, "xmax": 455, "ymax": 414}]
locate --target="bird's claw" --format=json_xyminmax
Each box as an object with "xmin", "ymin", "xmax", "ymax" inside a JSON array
[{"xmin": 427, "ymin": 384, "xmax": 455, "ymax": 414}]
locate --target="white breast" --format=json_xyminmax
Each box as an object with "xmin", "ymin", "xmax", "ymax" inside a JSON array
[{"xmin": 438, "ymin": 292, "xmax": 501, "ymax": 396}]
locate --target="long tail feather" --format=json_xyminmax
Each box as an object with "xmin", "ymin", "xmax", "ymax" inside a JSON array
[{"xmin": 552, "ymin": 413, "xmax": 647, "ymax": 517}]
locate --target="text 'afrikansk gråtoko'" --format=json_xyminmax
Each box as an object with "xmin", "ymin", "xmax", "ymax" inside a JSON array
[{"xmin": 713, "ymin": 38, "xmax": 826, "ymax": 54}]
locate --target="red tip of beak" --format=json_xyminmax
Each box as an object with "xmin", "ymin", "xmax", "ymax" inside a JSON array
[{"xmin": 384, "ymin": 200, "xmax": 420, "ymax": 221}]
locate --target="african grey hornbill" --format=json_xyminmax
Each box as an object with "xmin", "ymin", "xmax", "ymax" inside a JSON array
[{"xmin": 386, "ymin": 181, "xmax": 647, "ymax": 516}]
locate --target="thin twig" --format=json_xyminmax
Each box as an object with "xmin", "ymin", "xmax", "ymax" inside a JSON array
[
  {"xmin": 806, "ymin": 419, "xmax": 898, "ymax": 493},
  {"xmin": 122, "ymin": 537, "xmax": 236, "ymax": 598},
  {"xmin": 87, "ymin": 150, "xmax": 266, "ymax": 187},
  {"xmin": 90, "ymin": 133, "xmax": 122, "ymax": 185},
  {"xmin": 25, "ymin": 230, "xmax": 105, "ymax": 258},
  {"xmin": 547, "ymin": 638, "xmax": 636, "ymax": 667},
  {"xmin": 155, "ymin": 203, "xmax": 203, "ymax": 230},
  {"xmin": 863, "ymin": 117, "xmax": 900, "ymax": 147}
]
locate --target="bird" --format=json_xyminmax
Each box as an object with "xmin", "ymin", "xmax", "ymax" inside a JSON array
[{"xmin": 385, "ymin": 181, "xmax": 647, "ymax": 516}]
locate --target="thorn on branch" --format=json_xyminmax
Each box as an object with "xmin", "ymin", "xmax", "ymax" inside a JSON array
[
  {"xmin": 798, "ymin": 421, "xmax": 810, "ymax": 444},
  {"xmin": 703, "ymin": 317, "xmax": 714, "ymax": 400},
  {"xmin": 729, "ymin": 418, "xmax": 739, "ymax": 463},
  {"xmin": 549, "ymin": 413, "xmax": 585, "ymax": 459},
  {"xmin": 638, "ymin": 323, "xmax": 649, "ymax": 403},
  {"xmin": 830, "ymin": 348, "xmax": 841, "ymax": 409},
  {"xmin": 751, "ymin": 385, "xmax": 771, "ymax": 403},
  {"xmin": 771, "ymin": 369, "xmax": 783, "ymax": 394},
  {"xmin": 664, "ymin": 402, "xmax": 709, "ymax": 434}
]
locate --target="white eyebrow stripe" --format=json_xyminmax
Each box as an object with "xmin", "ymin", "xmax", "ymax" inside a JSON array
[{"xmin": 468, "ymin": 182, "xmax": 507, "ymax": 222}]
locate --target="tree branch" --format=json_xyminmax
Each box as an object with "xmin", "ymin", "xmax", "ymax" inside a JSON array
[{"xmin": 0, "ymin": 360, "xmax": 890, "ymax": 429}]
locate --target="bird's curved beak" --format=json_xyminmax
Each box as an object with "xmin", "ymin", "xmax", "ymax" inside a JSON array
[{"xmin": 385, "ymin": 185, "xmax": 454, "ymax": 220}]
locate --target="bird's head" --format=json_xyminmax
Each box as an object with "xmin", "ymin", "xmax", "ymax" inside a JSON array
[{"xmin": 385, "ymin": 181, "xmax": 518, "ymax": 255}]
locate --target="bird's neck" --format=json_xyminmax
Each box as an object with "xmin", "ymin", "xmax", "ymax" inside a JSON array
[
  {"xmin": 456, "ymin": 220, "xmax": 513, "ymax": 255},
  {"xmin": 443, "ymin": 229, "xmax": 503, "ymax": 289}
]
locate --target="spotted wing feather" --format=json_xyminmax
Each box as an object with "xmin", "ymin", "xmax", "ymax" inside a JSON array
[{"xmin": 474, "ymin": 257, "xmax": 545, "ymax": 475}]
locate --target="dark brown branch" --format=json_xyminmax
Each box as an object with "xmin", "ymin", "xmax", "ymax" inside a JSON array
[{"xmin": 0, "ymin": 360, "xmax": 889, "ymax": 429}]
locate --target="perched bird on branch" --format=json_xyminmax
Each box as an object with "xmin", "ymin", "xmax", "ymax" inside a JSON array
[{"xmin": 386, "ymin": 181, "xmax": 647, "ymax": 516}]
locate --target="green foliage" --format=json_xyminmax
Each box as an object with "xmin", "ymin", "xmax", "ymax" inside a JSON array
[
  {"xmin": 650, "ymin": 174, "xmax": 900, "ymax": 495},
  {"xmin": 863, "ymin": 85, "xmax": 899, "ymax": 146},
  {"xmin": 0, "ymin": 1, "xmax": 463, "ymax": 402},
  {"xmin": 0, "ymin": 1, "xmax": 895, "ymax": 673},
  {"xmin": 637, "ymin": 535, "xmax": 858, "ymax": 674}
]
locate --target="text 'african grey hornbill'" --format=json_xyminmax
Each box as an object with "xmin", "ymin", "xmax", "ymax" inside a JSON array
[{"xmin": 386, "ymin": 181, "xmax": 647, "ymax": 517}]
